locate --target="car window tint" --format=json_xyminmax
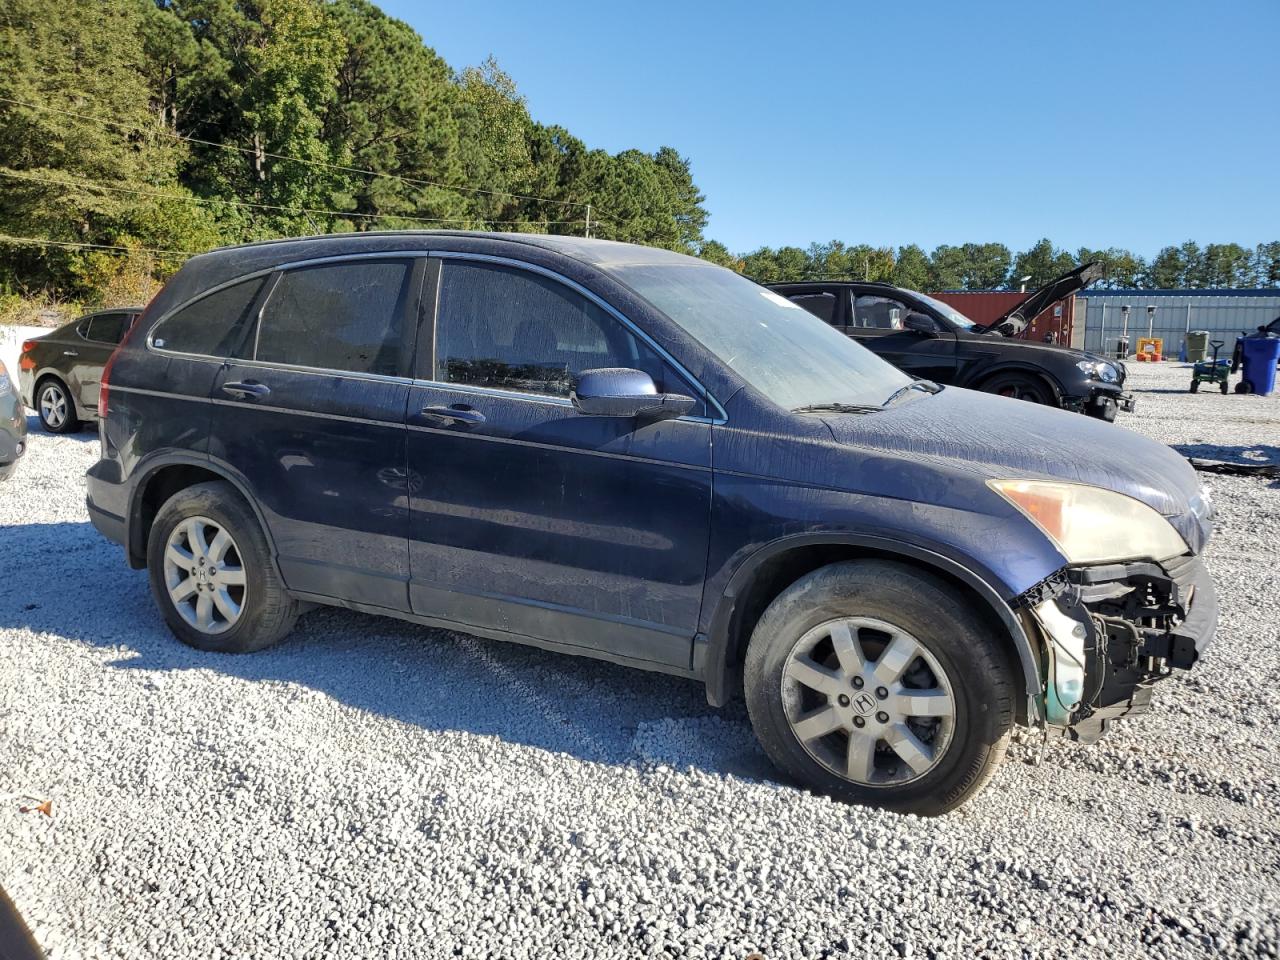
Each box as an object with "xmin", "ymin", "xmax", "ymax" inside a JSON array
[
  {"xmin": 153, "ymin": 278, "xmax": 265, "ymax": 357},
  {"xmin": 85, "ymin": 313, "xmax": 130, "ymax": 345},
  {"xmin": 854, "ymin": 295, "xmax": 909, "ymax": 330},
  {"xmin": 788, "ymin": 293, "xmax": 837, "ymax": 324},
  {"xmin": 255, "ymin": 261, "xmax": 410, "ymax": 376},
  {"xmin": 434, "ymin": 261, "xmax": 691, "ymax": 401}
]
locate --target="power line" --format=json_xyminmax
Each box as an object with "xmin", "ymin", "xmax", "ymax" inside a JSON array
[
  {"xmin": 0, "ymin": 233, "xmax": 194, "ymax": 258},
  {"xmin": 0, "ymin": 168, "xmax": 590, "ymax": 228},
  {"xmin": 0, "ymin": 94, "xmax": 600, "ymax": 214}
]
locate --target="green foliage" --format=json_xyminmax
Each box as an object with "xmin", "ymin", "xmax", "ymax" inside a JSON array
[
  {"xmin": 0, "ymin": 0, "xmax": 713, "ymax": 301},
  {"xmin": 1010, "ymin": 238, "xmax": 1076, "ymax": 290},
  {"xmin": 892, "ymin": 244, "xmax": 931, "ymax": 290}
]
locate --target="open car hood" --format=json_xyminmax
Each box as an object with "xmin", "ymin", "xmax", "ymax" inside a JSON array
[{"xmin": 985, "ymin": 261, "xmax": 1103, "ymax": 337}]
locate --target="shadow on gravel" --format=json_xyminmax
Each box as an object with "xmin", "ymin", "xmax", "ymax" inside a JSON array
[
  {"xmin": 1172, "ymin": 442, "xmax": 1280, "ymax": 466},
  {"xmin": 0, "ymin": 520, "xmax": 769, "ymax": 780},
  {"xmin": 21, "ymin": 414, "xmax": 98, "ymax": 443}
]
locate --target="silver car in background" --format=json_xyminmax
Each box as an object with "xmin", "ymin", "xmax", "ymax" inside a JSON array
[{"xmin": 0, "ymin": 357, "xmax": 26, "ymax": 480}]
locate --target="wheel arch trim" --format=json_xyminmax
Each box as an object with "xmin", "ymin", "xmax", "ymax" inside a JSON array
[
  {"xmin": 967, "ymin": 362, "xmax": 1067, "ymax": 401},
  {"xmin": 699, "ymin": 532, "xmax": 1043, "ymax": 723},
  {"xmin": 126, "ymin": 451, "xmax": 283, "ymax": 577}
]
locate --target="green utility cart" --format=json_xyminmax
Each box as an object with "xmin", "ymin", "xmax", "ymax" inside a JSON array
[{"xmin": 1190, "ymin": 340, "xmax": 1230, "ymax": 394}]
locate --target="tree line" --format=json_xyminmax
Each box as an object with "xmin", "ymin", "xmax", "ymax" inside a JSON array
[
  {"xmin": 0, "ymin": 0, "xmax": 1276, "ymax": 307},
  {"xmin": 725, "ymin": 238, "xmax": 1280, "ymax": 291}
]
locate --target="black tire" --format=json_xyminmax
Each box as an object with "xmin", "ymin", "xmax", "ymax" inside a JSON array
[
  {"xmin": 744, "ymin": 560, "xmax": 1014, "ymax": 816},
  {"xmin": 1236, "ymin": 380, "xmax": 1252, "ymax": 395},
  {"xmin": 35, "ymin": 376, "xmax": 80, "ymax": 433},
  {"xmin": 1189, "ymin": 380, "xmax": 1199, "ymax": 393},
  {"xmin": 981, "ymin": 372, "xmax": 1053, "ymax": 405},
  {"xmin": 1220, "ymin": 381, "xmax": 1229, "ymax": 395},
  {"xmin": 147, "ymin": 481, "xmax": 298, "ymax": 653}
]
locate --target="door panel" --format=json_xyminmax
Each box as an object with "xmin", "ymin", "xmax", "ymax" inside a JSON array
[
  {"xmin": 405, "ymin": 257, "xmax": 713, "ymax": 669},
  {"xmin": 209, "ymin": 367, "xmax": 413, "ymax": 609},
  {"xmin": 74, "ymin": 313, "xmax": 129, "ymax": 412},
  {"xmin": 206, "ymin": 257, "xmax": 422, "ymax": 611}
]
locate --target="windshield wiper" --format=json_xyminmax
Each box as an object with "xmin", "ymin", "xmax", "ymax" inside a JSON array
[
  {"xmin": 792, "ymin": 402, "xmax": 882, "ymax": 415},
  {"xmin": 883, "ymin": 380, "xmax": 943, "ymax": 407}
]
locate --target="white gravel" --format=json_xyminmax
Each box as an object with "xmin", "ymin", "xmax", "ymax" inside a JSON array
[{"xmin": 1, "ymin": 363, "xmax": 1278, "ymax": 960}]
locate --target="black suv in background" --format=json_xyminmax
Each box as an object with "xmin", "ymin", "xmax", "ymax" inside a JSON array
[
  {"xmin": 770, "ymin": 264, "xmax": 1135, "ymax": 421},
  {"xmin": 17, "ymin": 307, "xmax": 143, "ymax": 432}
]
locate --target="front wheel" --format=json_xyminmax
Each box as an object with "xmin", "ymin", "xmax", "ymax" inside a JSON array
[
  {"xmin": 147, "ymin": 481, "xmax": 298, "ymax": 653},
  {"xmin": 744, "ymin": 561, "xmax": 1014, "ymax": 815}
]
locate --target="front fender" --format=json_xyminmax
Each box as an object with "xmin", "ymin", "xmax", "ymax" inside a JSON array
[
  {"xmin": 963, "ymin": 359, "xmax": 1067, "ymax": 401},
  {"xmin": 698, "ymin": 531, "xmax": 1048, "ymax": 724}
]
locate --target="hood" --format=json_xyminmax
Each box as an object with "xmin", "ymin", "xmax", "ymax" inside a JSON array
[
  {"xmin": 818, "ymin": 385, "xmax": 1208, "ymax": 552},
  {"xmin": 986, "ymin": 262, "xmax": 1103, "ymax": 337}
]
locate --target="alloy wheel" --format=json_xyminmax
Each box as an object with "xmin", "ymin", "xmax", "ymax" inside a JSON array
[
  {"xmin": 40, "ymin": 384, "xmax": 68, "ymax": 428},
  {"xmin": 780, "ymin": 617, "xmax": 956, "ymax": 786},
  {"xmin": 162, "ymin": 516, "xmax": 248, "ymax": 635}
]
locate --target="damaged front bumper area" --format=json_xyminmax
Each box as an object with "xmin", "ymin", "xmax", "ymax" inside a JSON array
[{"xmin": 1021, "ymin": 554, "xmax": 1217, "ymax": 743}]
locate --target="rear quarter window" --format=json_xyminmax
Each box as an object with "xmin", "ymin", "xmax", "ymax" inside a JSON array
[{"xmin": 151, "ymin": 279, "xmax": 265, "ymax": 357}]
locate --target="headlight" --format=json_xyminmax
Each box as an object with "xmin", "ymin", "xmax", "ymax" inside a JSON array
[
  {"xmin": 989, "ymin": 479, "xmax": 1188, "ymax": 564},
  {"xmin": 1076, "ymin": 359, "xmax": 1119, "ymax": 383}
]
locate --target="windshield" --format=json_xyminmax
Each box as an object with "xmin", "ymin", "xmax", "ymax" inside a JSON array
[
  {"xmin": 911, "ymin": 291, "xmax": 983, "ymax": 331},
  {"xmin": 610, "ymin": 263, "xmax": 911, "ymax": 409}
]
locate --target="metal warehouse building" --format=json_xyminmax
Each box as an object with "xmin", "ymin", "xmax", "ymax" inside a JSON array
[{"xmin": 1076, "ymin": 289, "xmax": 1280, "ymax": 359}]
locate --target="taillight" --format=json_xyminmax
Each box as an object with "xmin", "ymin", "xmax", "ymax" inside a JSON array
[
  {"xmin": 18, "ymin": 341, "xmax": 37, "ymax": 371},
  {"xmin": 99, "ymin": 321, "xmax": 140, "ymax": 418}
]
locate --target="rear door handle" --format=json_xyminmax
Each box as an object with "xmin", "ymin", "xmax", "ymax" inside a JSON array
[
  {"xmin": 221, "ymin": 380, "xmax": 271, "ymax": 401},
  {"xmin": 421, "ymin": 404, "xmax": 485, "ymax": 426},
  {"xmin": 63, "ymin": 350, "xmax": 78, "ymax": 357}
]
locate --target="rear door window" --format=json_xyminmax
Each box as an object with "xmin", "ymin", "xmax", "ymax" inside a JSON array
[
  {"xmin": 787, "ymin": 292, "xmax": 838, "ymax": 325},
  {"xmin": 153, "ymin": 279, "xmax": 265, "ymax": 357},
  {"xmin": 254, "ymin": 260, "xmax": 412, "ymax": 376},
  {"xmin": 432, "ymin": 260, "xmax": 694, "ymax": 402},
  {"xmin": 85, "ymin": 313, "xmax": 131, "ymax": 345}
]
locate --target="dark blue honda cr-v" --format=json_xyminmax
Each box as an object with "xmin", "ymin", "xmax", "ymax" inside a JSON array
[{"xmin": 86, "ymin": 232, "xmax": 1216, "ymax": 814}]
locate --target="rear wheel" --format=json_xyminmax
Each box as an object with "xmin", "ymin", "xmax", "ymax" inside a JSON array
[
  {"xmin": 1220, "ymin": 381, "xmax": 1229, "ymax": 395},
  {"xmin": 744, "ymin": 561, "xmax": 1014, "ymax": 816},
  {"xmin": 981, "ymin": 373, "xmax": 1053, "ymax": 405},
  {"xmin": 147, "ymin": 481, "xmax": 297, "ymax": 653},
  {"xmin": 36, "ymin": 378, "xmax": 79, "ymax": 433},
  {"xmin": 1190, "ymin": 380, "xmax": 1200, "ymax": 393}
]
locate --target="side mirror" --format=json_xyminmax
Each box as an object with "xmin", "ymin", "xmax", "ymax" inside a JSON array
[
  {"xmin": 571, "ymin": 368, "xmax": 696, "ymax": 421},
  {"xmin": 903, "ymin": 313, "xmax": 938, "ymax": 336}
]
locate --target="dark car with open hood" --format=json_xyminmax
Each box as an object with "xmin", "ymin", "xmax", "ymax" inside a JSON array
[
  {"xmin": 85, "ymin": 232, "xmax": 1214, "ymax": 814},
  {"xmin": 771, "ymin": 263, "xmax": 1135, "ymax": 421}
]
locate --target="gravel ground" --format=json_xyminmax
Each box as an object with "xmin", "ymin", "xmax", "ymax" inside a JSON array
[{"xmin": 1, "ymin": 362, "xmax": 1277, "ymax": 960}]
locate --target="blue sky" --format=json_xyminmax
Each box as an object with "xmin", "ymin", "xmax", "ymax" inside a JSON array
[{"xmin": 381, "ymin": 0, "xmax": 1279, "ymax": 257}]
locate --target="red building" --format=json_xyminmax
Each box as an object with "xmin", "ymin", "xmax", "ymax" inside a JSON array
[{"xmin": 928, "ymin": 291, "xmax": 1079, "ymax": 345}]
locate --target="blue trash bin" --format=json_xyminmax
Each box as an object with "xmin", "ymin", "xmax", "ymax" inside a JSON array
[{"xmin": 1240, "ymin": 336, "xmax": 1280, "ymax": 395}]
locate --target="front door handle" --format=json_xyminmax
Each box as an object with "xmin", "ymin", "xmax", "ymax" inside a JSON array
[
  {"xmin": 221, "ymin": 380, "xmax": 271, "ymax": 401},
  {"xmin": 63, "ymin": 350, "xmax": 78, "ymax": 357},
  {"xmin": 421, "ymin": 404, "xmax": 485, "ymax": 426}
]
